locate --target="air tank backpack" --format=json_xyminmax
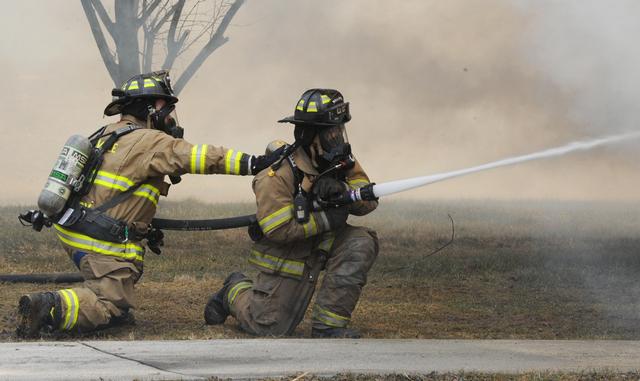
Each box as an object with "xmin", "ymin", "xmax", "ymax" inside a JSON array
[{"xmin": 20, "ymin": 124, "xmax": 144, "ymax": 244}]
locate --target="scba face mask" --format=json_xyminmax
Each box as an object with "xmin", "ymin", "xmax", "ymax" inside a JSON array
[
  {"xmin": 318, "ymin": 124, "xmax": 354, "ymax": 168},
  {"xmin": 150, "ymin": 104, "xmax": 184, "ymax": 139}
]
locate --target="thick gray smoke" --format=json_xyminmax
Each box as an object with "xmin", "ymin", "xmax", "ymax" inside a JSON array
[
  {"xmin": 518, "ymin": 0, "xmax": 640, "ymax": 137},
  {"xmin": 1, "ymin": 1, "xmax": 638, "ymax": 203}
]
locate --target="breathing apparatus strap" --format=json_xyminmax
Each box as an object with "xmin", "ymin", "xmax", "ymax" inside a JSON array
[{"xmin": 58, "ymin": 124, "xmax": 147, "ymax": 244}]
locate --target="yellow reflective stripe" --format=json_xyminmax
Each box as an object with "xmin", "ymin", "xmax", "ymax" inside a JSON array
[
  {"xmin": 233, "ymin": 151, "xmax": 243, "ymax": 175},
  {"xmin": 93, "ymin": 178, "xmax": 128, "ymax": 192},
  {"xmin": 190, "ymin": 145, "xmax": 198, "ymax": 173},
  {"xmin": 303, "ymin": 214, "xmax": 318, "ymax": 238},
  {"xmin": 59, "ymin": 290, "xmax": 73, "ymax": 330},
  {"xmin": 143, "ymin": 78, "xmax": 155, "ymax": 88},
  {"xmin": 296, "ymin": 99, "xmax": 305, "ymax": 111},
  {"xmin": 67, "ymin": 289, "xmax": 79, "ymax": 329},
  {"xmin": 248, "ymin": 250, "xmax": 305, "ymax": 277},
  {"xmin": 258, "ymin": 205, "xmax": 294, "ymax": 234},
  {"xmin": 225, "ymin": 149, "xmax": 234, "ymax": 174},
  {"xmin": 127, "ymin": 80, "xmax": 139, "ymax": 90},
  {"xmin": 93, "ymin": 170, "xmax": 135, "ymax": 191},
  {"xmin": 317, "ymin": 232, "xmax": 335, "ymax": 253},
  {"xmin": 313, "ymin": 305, "xmax": 350, "ymax": 328},
  {"xmin": 347, "ymin": 178, "xmax": 370, "ymax": 189},
  {"xmin": 227, "ymin": 281, "xmax": 252, "ymax": 306},
  {"xmin": 54, "ymin": 224, "xmax": 144, "ymax": 262},
  {"xmin": 133, "ymin": 184, "xmax": 160, "ymax": 206},
  {"xmin": 190, "ymin": 145, "xmax": 208, "ymax": 174},
  {"xmin": 200, "ymin": 144, "xmax": 208, "ymax": 174},
  {"xmin": 321, "ymin": 95, "xmax": 331, "ymax": 104},
  {"xmin": 307, "ymin": 101, "xmax": 318, "ymax": 112}
]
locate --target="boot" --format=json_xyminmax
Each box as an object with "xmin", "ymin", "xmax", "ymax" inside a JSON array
[
  {"xmin": 16, "ymin": 292, "xmax": 61, "ymax": 338},
  {"xmin": 311, "ymin": 327, "xmax": 362, "ymax": 339},
  {"xmin": 204, "ymin": 272, "xmax": 249, "ymax": 325}
]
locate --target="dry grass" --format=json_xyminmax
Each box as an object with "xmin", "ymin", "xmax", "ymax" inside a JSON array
[
  {"xmin": 252, "ymin": 372, "xmax": 640, "ymax": 381},
  {"xmin": 1, "ymin": 199, "xmax": 640, "ymax": 341}
]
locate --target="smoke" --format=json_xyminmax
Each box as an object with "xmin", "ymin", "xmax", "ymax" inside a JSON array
[
  {"xmin": 1, "ymin": 0, "xmax": 639, "ymax": 203},
  {"xmin": 517, "ymin": 1, "xmax": 640, "ymax": 136}
]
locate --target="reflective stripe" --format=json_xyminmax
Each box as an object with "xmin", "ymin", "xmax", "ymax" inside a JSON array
[
  {"xmin": 59, "ymin": 289, "xmax": 79, "ymax": 330},
  {"xmin": 320, "ymin": 95, "xmax": 331, "ymax": 104},
  {"xmin": 248, "ymin": 250, "xmax": 305, "ymax": 277},
  {"xmin": 133, "ymin": 184, "xmax": 160, "ymax": 206},
  {"xmin": 258, "ymin": 205, "xmax": 294, "ymax": 234},
  {"xmin": 54, "ymin": 224, "xmax": 144, "ymax": 262},
  {"xmin": 225, "ymin": 149, "xmax": 233, "ymax": 174},
  {"xmin": 143, "ymin": 78, "xmax": 155, "ymax": 88},
  {"xmin": 317, "ymin": 232, "xmax": 335, "ymax": 253},
  {"xmin": 190, "ymin": 145, "xmax": 208, "ymax": 174},
  {"xmin": 307, "ymin": 101, "xmax": 318, "ymax": 112},
  {"xmin": 92, "ymin": 171, "xmax": 158, "ymax": 205},
  {"xmin": 200, "ymin": 144, "xmax": 208, "ymax": 174},
  {"xmin": 302, "ymin": 214, "xmax": 318, "ymax": 238},
  {"xmin": 313, "ymin": 305, "xmax": 350, "ymax": 328},
  {"xmin": 296, "ymin": 99, "xmax": 305, "ymax": 111},
  {"xmin": 225, "ymin": 149, "xmax": 244, "ymax": 175},
  {"xmin": 94, "ymin": 170, "xmax": 134, "ymax": 192},
  {"xmin": 348, "ymin": 178, "xmax": 370, "ymax": 189},
  {"xmin": 227, "ymin": 281, "xmax": 252, "ymax": 306},
  {"xmin": 127, "ymin": 80, "xmax": 139, "ymax": 90}
]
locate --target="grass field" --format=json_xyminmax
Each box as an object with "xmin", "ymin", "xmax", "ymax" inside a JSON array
[{"xmin": 1, "ymin": 199, "xmax": 639, "ymax": 342}]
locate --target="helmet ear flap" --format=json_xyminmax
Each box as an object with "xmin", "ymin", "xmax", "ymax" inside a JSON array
[{"xmin": 294, "ymin": 125, "xmax": 316, "ymax": 146}]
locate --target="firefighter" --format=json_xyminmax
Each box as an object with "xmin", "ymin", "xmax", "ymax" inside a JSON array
[
  {"xmin": 204, "ymin": 89, "xmax": 379, "ymax": 338},
  {"xmin": 16, "ymin": 70, "xmax": 281, "ymax": 338}
]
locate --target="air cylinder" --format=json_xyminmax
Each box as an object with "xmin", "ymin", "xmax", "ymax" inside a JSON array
[{"xmin": 37, "ymin": 135, "xmax": 92, "ymax": 218}]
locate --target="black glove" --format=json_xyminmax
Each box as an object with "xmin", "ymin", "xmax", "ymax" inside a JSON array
[
  {"xmin": 251, "ymin": 145, "xmax": 287, "ymax": 174},
  {"xmin": 146, "ymin": 228, "xmax": 164, "ymax": 255},
  {"xmin": 323, "ymin": 206, "xmax": 349, "ymax": 230},
  {"xmin": 313, "ymin": 177, "xmax": 350, "ymax": 206}
]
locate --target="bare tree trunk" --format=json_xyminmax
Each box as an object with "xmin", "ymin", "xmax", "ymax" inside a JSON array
[
  {"xmin": 82, "ymin": 0, "xmax": 245, "ymax": 93},
  {"xmin": 114, "ymin": 0, "xmax": 142, "ymax": 83},
  {"xmin": 80, "ymin": 0, "xmax": 119, "ymax": 85},
  {"xmin": 173, "ymin": 0, "xmax": 244, "ymax": 94}
]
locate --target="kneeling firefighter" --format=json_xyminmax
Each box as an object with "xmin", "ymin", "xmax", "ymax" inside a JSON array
[
  {"xmin": 16, "ymin": 70, "xmax": 282, "ymax": 338},
  {"xmin": 204, "ymin": 89, "xmax": 379, "ymax": 338}
]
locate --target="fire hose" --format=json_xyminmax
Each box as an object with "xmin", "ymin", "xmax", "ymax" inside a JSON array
[{"xmin": 3, "ymin": 130, "xmax": 639, "ymax": 283}]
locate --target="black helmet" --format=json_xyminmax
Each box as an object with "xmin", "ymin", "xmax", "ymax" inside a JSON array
[
  {"xmin": 278, "ymin": 89, "xmax": 351, "ymax": 126},
  {"xmin": 104, "ymin": 70, "xmax": 179, "ymax": 116}
]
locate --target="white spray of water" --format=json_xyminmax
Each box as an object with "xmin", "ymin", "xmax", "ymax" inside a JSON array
[{"xmin": 373, "ymin": 131, "xmax": 640, "ymax": 198}]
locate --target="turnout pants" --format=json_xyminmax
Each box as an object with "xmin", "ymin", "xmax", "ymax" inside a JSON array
[
  {"xmin": 55, "ymin": 252, "xmax": 140, "ymax": 332},
  {"xmin": 230, "ymin": 226, "xmax": 379, "ymax": 336}
]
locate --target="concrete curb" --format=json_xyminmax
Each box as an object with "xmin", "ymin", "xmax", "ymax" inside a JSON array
[{"xmin": 1, "ymin": 339, "xmax": 639, "ymax": 380}]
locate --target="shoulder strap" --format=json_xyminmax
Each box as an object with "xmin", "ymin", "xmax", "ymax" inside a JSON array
[
  {"xmin": 286, "ymin": 155, "xmax": 304, "ymax": 196},
  {"xmin": 95, "ymin": 182, "xmax": 143, "ymax": 213},
  {"xmin": 88, "ymin": 125, "xmax": 108, "ymax": 144},
  {"xmin": 95, "ymin": 124, "xmax": 144, "ymax": 154}
]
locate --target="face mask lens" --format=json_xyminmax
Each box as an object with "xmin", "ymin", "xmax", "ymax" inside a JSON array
[
  {"xmin": 319, "ymin": 125, "xmax": 348, "ymax": 152},
  {"xmin": 166, "ymin": 108, "xmax": 179, "ymax": 127}
]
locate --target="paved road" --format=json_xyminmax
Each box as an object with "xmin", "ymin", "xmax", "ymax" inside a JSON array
[{"xmin": 1, "ymin": 339, "xmax": 639, "ymax": 380}]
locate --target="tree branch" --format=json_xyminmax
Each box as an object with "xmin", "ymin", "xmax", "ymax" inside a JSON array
[
  {"xmin": 173, "ymin": 0, "xmax": 244, "ymax": 94},
  {"xmin": 80, "ymin": 0, "xmax": 119, "ymax": 85},
  {"xmin": 88, "ymin": 0, "xmax": 116, "ymax": 37},
  {"xmin": 162, "ymin": 0, "xmax": 186, "ymax": 70},
  {"xmin": 138, "ymin": 0, "xmax": 162, "ymax": 25}
]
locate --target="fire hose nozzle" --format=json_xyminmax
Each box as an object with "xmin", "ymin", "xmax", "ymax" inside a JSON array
[{"xmin": 357, "ymin": 183, "xmax": 379, "ymax": 201}]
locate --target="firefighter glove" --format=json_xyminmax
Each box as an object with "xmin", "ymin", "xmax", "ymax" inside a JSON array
[{"xmin": 313, "ymin": 177, "xmax": 352, "ymax": 207}]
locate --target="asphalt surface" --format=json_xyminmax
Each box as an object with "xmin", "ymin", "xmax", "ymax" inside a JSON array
[{"xmin": 1, "ymin": 339, "xmax": 639, "ymax": 380}]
